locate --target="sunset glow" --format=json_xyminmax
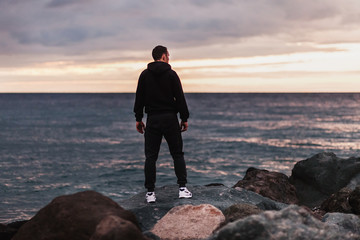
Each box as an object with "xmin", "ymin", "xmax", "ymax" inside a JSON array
[{"xmin": 1, "ymin": 1, "xmax": 360, "ymax": 92}]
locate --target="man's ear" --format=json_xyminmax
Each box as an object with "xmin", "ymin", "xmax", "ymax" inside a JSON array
[{"xmin": 160, "ymin": 53, "xmax": 166, "ymax": 61}]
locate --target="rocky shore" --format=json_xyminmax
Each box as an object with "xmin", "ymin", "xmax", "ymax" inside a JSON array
[{"xmin": 1, "ymin": 152, "xmax": 360, "ymax": 240}]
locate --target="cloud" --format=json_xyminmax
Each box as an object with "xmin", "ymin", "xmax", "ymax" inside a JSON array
[
  {"xmin": 0, "ymin": 0, "xmax": 359, "ymax": 64},
  {"xmin": 46, "ymin": 0, "xmax": 90, "ymax": 8}
]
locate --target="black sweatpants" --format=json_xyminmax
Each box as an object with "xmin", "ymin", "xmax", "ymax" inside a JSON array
[{"xmin": 144, "ymin": 113, "xmax": 187, "ymax": 191}]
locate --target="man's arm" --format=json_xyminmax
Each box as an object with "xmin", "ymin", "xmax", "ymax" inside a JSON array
[
  {"xmin": 134, "ymin": 71, "xmax": 146, "ymax": 128},
  {"xmin": 172, "ymin": 72, "xmax": 189, "ymax": 122}
]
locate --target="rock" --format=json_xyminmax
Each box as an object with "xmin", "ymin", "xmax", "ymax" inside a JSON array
[
  {"xmin": 0, "ymin": 223, "xmax": 16, "ymax": 240},
  {"xmin": 347, "ymin": 174, "xmax": 360, "ymax": 189},
  {"xmin": 233, "ymin": 167, "xmax": 298, "ymax": 204},
  {"xmin": 151, "ymin": 204, "xmax": 224, "ymax": 240},
  {"xmin": 143, "ymin": 231, "xmax": 161, "ymax": 240},
  {"xmin": 209, "ymin": 205, "xmax": 360, "ymax": 240},
  {"xmin": 205, "ymin": 183, "xmax": 225, "ymax": 187},
  {"xmin": 12, "ymin": 191, "xmax": 146, "ymax": 240},
  {"xmin": 290, "ymin": 152, "xmax": 360, "ymax": 207},
  {"xmin": 322, "ymin": 212, "xmax": 360, "ymax": 236},
  {"xmin": 0, "ymin": 221, "xmax": 28, "ymax": 240},
  {"xmin": 120, "ymin": 184, "xmax": 288, "ymax": 232},
  {"xmin": 90, "ymin": 215, "xmax": 147, "ymax": 240},
  {"xmin": 320, "ymin": 187, "xmax": 353, "ymax": 213},
  {"xmin": 349, "ymin": 186, "xmax": 360, "ymax": 214},
  {"xmin": 300, "ymin": 205, "xmax": 326, "ymax": 220},
  {"xmin": 218, "ymin": 203, "xmax": 262, "ymax": 229},
  {"xmin": 223, "ymin": 203, "xmax": 263, "ymax": 222}
]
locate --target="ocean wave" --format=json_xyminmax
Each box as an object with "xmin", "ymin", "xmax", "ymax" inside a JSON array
[{"xmin": 205, "ymin": 136, "xmax": 359, "ymax": 150}]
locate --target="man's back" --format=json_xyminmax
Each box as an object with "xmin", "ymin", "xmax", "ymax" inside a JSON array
[{"xmin": 134, "ymin": 61, "xmax": 189, "ymax": 123}]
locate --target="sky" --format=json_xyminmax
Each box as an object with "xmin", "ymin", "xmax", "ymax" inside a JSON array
[{"xmin": 0, "ymin": 0, "xmax": 360, "ymax": 93}]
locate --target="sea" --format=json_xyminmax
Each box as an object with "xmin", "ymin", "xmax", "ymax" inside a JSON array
[{"xmin": 1, "ymin": 93, "xmax": 360, "ymax": 223}]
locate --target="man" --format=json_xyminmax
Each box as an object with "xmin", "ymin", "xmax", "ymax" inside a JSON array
[{"xmin": 134, "ymin": 45, "xmax": 192, "ymax": 203}]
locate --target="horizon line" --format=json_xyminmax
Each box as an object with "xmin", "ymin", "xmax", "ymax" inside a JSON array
[{"xmin": 1, "ymin": 91, "xmax": 360, "ymax": 94}]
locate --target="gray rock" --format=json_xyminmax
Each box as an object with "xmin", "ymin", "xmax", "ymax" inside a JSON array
[
  {"xmin": 143, "ymin": 231, "xmax": 161, "ymax": 240},
  {"xmin": 120, "ymin": 184, "xmax": 288, "ymax": 232},
  {"xmin": 290, "ymin": 152, "xmax": 360, "ymax": 207},
  {"xmin": 347, "ymin": 174, "xmax": 360, "ymax": 189},
  {"xmin": 209, "ymin": 205, "xmax": 360, "ymax": 240},
  {"xmin": 322, "ymin": 212, "xmax": 360, "ymax": 236}
]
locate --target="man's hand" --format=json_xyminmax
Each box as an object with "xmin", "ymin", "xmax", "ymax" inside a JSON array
[
  {"xmin": 136, "ymin": 121, "xmax": 146, "ymax": 134},
  {"xmin": 180, "ymin": 121, "xmax": 188, "ymax": 132}
]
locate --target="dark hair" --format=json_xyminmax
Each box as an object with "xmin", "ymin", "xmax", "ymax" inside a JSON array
[{"xmin": 152, "ymin": 45, "xmax": 167, "ymax": 61}]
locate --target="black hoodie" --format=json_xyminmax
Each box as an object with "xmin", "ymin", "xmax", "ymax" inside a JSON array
[{"xmin": 134, "ymin": 61, "xmax": 189, "ymax": 122}]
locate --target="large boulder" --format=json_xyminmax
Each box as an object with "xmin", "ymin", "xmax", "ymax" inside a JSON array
[
  {"xmin": 209, "ymin": 205, "xmax": 360, "ymax": 240},
  {"xmin": 290, "ymin": 152, "xmax": 360, "ymax": 207},
  {"xmin": 233, "ymin": 167, "xmax": 298, "ymax": 204},
  {"xmin": 151, "ymin": 204, "xmax": 224, "ymax": 240},
  {"xmin": 120, "ymin": 184, "xmax": 287, "ymax": 231},
  {"xmin": 12, "ymin": 191, "xmax": 147, "ymax": 240},
  {"xmin": 322, "ymin": 212, "xmax": 360, "ymax": 236}
]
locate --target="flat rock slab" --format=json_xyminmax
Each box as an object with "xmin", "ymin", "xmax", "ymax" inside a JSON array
[{"xmin": 119, "ymin": 184, "xmax": 287, "ymax": 231}]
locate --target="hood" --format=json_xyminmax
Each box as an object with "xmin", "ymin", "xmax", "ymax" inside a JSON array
[{"xmin": 147, "ymin": 61, "xmax": 171, "ymax": 75}]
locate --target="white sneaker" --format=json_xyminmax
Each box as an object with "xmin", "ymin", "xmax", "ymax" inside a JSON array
[
  {"xmin": 146, "ymin": 192, "xmax": 156, "ymax": 203},
  {"xmin": 179, "ymin": 187, "xmax": 192, "ymax": 199}
]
